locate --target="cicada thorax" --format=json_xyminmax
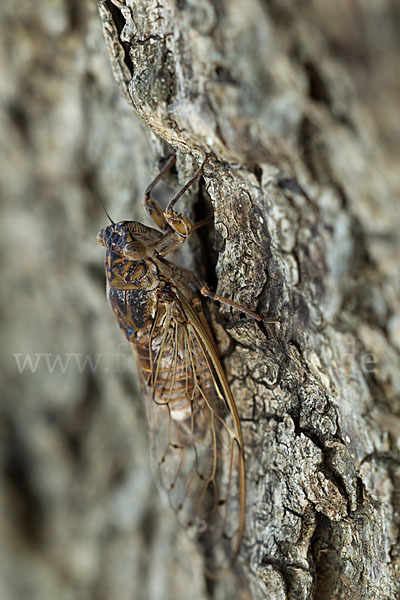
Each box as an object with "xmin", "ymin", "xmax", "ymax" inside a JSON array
[{"xmin": 105, "ymin": 251, "xmax": 160, "ymax": 340}]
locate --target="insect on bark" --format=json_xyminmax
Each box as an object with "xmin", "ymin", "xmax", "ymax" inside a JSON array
[{"xmin": 97, "ymin": 154, "xmax": 262, "ymax": 572}]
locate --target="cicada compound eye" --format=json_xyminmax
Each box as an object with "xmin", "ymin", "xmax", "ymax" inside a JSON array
[{"xmin": 97, "ymin": 229, "xmax": 105, "ymax": 246}]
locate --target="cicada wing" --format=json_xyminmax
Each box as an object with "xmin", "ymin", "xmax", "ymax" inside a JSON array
[{"xmin": 136, "ymin": 292, "xmax": 246, "ymax": 572}]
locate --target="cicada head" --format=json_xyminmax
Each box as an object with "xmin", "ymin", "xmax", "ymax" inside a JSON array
[{"xmin": 97, "ymin": 221, "xmax": 162, "ymax": 260}]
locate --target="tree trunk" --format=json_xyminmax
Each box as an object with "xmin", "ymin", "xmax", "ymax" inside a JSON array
[{"xmin": 1, "ymin": 1, "xmax": 399, "ymax": 599}]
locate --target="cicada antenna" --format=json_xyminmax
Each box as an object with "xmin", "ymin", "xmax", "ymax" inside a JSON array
[{"xmin": 99, "ymin": 198, "xmax": 115, "ymax": 225}]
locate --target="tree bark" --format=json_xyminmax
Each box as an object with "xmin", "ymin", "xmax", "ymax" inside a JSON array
[{"xmin": 1, "ymin": 1, "xmax": 400, "ymax": 599}]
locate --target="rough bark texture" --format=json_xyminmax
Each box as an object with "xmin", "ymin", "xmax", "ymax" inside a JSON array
[{"xmin": 1, "ymin": 1, "xmax": 400, "ymax": 599}]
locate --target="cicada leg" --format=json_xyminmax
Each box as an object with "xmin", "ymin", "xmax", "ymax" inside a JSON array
[
  {"xmin": 163, "ymin": 155, "xmax": 209, "ymax": 226},
  {"xmin": 143, "ymin": 153, "xmax": 177, "ymax": 231},
  {"xmin": 199, "ymin": 284, "xmax": 263, "ymax": 321},
  {"xmin": 198, "ymin": 283, "xmax": 280, "ymax": 324},
  {"xmin": 145, "ymin": 154, "xmax": 211, "ymax": 256},
  {"xmin": 162, "ymin": 157, "xmax": 213, "ymax": 249},
  {"xmin": 176, "ymin": 266, "xmax": 279, "ymax": 323},
  {"xmin": 143, "ymin": 153, "xmax": 210, "ymax": 238},
  {"xmin": 188, "ymin": 271, "xmax": 265, "ymax": 321}
]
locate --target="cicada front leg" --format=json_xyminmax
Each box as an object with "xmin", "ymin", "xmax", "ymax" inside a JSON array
[
  {"xmin": 162, "ymin": 155, "xmax": 209, "ymax": 235},
  {"xmin": 143, "ymin": 154, "xmax": 211, "ymax": 256},
  {"xmin": 142, "ymin": 153, "xmax": 209, "ymax": 232},
  {"xmin": 142, "ymin": 153, "xmax": 177, "ymax": 231}
]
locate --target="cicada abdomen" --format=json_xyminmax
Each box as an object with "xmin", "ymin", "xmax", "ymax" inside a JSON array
[{"xmin": 98, "ymin": 155, "xmax": 262, "ymax": 572}]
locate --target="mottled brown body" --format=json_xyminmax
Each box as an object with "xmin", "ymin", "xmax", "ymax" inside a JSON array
[{"xmin": 97, "ymin": 155, "xmax": 261, "ymax": 572}]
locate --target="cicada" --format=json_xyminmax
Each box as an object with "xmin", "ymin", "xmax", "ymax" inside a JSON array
[{"xmin": 97, "ymin": 154, "xmax": 261, "ymax": 571}]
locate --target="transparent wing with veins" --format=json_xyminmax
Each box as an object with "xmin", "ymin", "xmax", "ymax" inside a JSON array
[{"xmin": 134, "ymin": 291, "xmax": 246, "ymax": 571}]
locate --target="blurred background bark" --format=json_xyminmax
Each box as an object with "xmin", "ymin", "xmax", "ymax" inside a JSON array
[{"xmin": 1, "ymin": 1, "xmax": 400, "ymax": 599}]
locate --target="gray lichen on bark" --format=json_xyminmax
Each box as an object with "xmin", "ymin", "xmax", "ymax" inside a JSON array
[{"xmin": 1, "ymin": 1, "xmax": 399, "ymax": 599}]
